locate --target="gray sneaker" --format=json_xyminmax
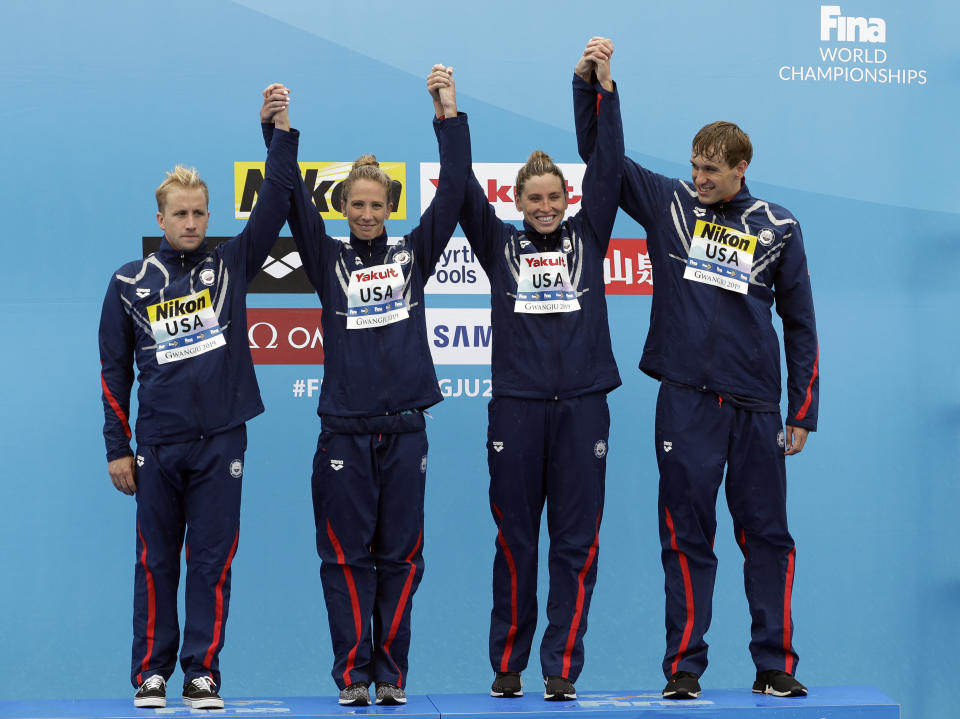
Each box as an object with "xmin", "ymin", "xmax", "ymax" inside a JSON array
[
  {"xmin": 375, "ymin": 682, "xmax": 407, "ymax": 705},
  {"xmin": 134, "ymin": 675, "xmax": 166, "ymax": 708},
  {"xmin": 338, "ymin": 682, "xmax": 371, "ymax": 706}
]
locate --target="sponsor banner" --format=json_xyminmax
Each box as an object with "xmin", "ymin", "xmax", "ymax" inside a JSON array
[
  {"xmin": 288, "ymin": 375, "xmax": 493, "ymax": 400},
  {"xmin": 421, "ymin": 162, "xmax": 585, "ymax": 220},
  {"xmin": 234, "ymin": 161, "xmax": 407, "ymax": 219},
  {"xmin": 246, "ymin": 307, "xmax": 491, "ymax": 365},
  {"xmin": 424, "ymin": 237, "xmax": 490, "ymax": 294},
  {"xmin": 778, "ymin": 5, "xmax": 928, "ymax": 85},
  {"xmin": 604, "ymin": 238, "xmax": 653, "ymax": 295},
  {"xmin": 428, "ymin": 307, "xmax": 492, "ymax": 365},
  {"xmin": 248, "ymin": 308, "xmax": 324, "ymax": 365}
]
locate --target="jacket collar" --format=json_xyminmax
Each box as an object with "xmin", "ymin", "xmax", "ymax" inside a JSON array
[{"xmin": 156, "ymin": 236, "xmax": 209, "ymax": 265}]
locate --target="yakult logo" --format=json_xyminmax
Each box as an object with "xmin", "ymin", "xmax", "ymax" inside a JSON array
[
  {"xmin": 355, "ymin": 268, "xmax": 399, "ymax": 282},
  {"xmin": 820, "ymin": 5, "xmax": 886, "ymax": 43},
  {"xmin": 524, "ymin": 256, "xmax": 566, "ymax": 269}
]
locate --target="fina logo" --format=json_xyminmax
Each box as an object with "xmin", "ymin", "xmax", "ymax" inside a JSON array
[{"xmin": 820, "ymin": 5, "xmax": 886, "ymax": 43}]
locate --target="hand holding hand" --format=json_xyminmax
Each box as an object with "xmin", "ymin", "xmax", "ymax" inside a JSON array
[
  {"xmin": 261, "ymin": 83, "xmax": 291, "ymax": 130},
  {"xmin": 575, "ymin": 37, "xmax": 614, "ymax": 91},
  {"xmin": 427, "ymin": 64, "xmax": 457, "ymax": 118}
]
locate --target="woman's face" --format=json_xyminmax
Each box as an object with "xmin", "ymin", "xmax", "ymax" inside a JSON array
[
  {"xmin": 341, "ymin": 178, "xmax": 393, "ymax": 240},
  {"xmin": 515, "ymin": 173, "xmax": 568, "ymax": 235}
]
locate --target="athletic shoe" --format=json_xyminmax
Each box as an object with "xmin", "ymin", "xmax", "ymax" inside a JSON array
[
  {"xmin": 662, "ymin": 671, "xmax": 701, "ymax": 699},
  {"xmin": 133, "ymin": 674, "xmax": 166, "ymax": 708},
  {"xmin": 490, "ymin": 671, "xmax": 523, "ymax": 697},
  {"xmin": 182, "ymin": 676, "xmax": 224, "ymax": 709},
  {"xmin": 543, "ymin": 676, "xmax": 576, "ymax": 701},
  {"xmin": 752, "ymin": 670, "xmax": 807, "ymax": 697},
  {"xmin": 375, "ymin": 682, "xmax": 407, "ymax": 705},
  {"xmin": 338, "ymin": 682, "xmax": 371, "ymax": 706}
]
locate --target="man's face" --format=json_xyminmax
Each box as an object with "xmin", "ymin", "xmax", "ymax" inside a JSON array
[
  {"xmin": 341, "ymin": 179, "xmax": 392, "ymax": 241},
  {"xmin": 515, "ymin": 173, "xmax": 569, "ymax": 235},
  {"xmin": 690, "ymin": 151, "xmax": 747, "ymax": 206},
  {"xmin": 157, "ymin": 188, "xmax": 209, "ymax": 252}
]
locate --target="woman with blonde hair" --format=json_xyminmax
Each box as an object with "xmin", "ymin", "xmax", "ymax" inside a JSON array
[{"xmin": 260, "ymin": 66, "xmax": 469, "ymax": 707}]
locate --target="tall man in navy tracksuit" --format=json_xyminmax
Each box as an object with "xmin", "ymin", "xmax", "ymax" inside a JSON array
[
  {"xmin": 99, "ymin": 90, "xmax": 298, "ymax": 709},
  {"xmin": 574, "ymin": 38, "xmax": 819, "ymax": 700}
]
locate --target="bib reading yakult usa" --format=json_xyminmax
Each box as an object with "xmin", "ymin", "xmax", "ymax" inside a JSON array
[
  {"xmin": 148, "ymin": 289, "xmax": 226, "ymax": 365},
  {"xmin": 346, "ymin": 262, "xmax": 409, "ymax": 329},
  {"xmin": 515, "ymin": 252, "xmax": 580, "ymax": 314},
  {"xmin": 683, "ymin": 220, "xmax": 757, "ymax": 295}
]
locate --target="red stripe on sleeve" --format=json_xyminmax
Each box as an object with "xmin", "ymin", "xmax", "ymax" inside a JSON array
[
  {"xmin": 101, "ymin": 371, "xmax": 132, "ymax": 439},
  {"xmin": 794, "ymin": 344, "xmax": 819, "ymax": 422}
]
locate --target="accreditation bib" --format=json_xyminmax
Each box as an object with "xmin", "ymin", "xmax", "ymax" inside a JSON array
[
  {"xmin": 346, "ymin": 261, "xmax": 409, "ymax": 329},
  {"xmin": 514, "ymin": 252, "xmax": 580, "ymax": 314},
  {"xmin": 683, "ymin": 220, "xmax": 756, "ymax": 295},
  {"xmin": 148, "ymin": 289, "xmax": 226, "ymax": 365}
]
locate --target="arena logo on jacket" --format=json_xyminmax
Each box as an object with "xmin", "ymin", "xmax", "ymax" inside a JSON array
[
  {"xmin": 146, "ymin": 289, "xmax": 225, "ymax": 364},
  {"xmin": 683, "ymin": 220, "xmax": 757, "ymax": 294},
  {"xmin": 234, "ymin": 161, "xmax": 407, "ymax": 220}
]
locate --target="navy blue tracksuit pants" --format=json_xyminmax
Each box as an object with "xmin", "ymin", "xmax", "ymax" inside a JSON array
[
  {"xmin": 655, "ymin": 382, "xmax": 799, "ymax": 679},
  {"xmin": 131, "ymin": 424, "xmax": 245, "ymax": 689},
  {"xmin": 312, "ymin": 430, "xmax": 427, "ymax": 690},
  {"xmin": 487, "ymin": 394, "xmax": 609, "ymax": 683}
]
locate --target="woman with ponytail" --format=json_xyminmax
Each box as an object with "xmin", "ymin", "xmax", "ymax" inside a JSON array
[
  {"xmin": 259, "ymin": 66, "xmax": 469, "ymax": 707},
  {"xmin": 457, "ymin": 41, "xmax": 623, "ymax": 701}
]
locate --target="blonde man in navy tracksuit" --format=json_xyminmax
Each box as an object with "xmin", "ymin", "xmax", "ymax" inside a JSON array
[
  {"xmin": 458, "ymin": 46, "xmax": 623, "ymax": 702},
  {"xmin": 260, "ymin": 67, "xmax": 469, "ymax": 707}
]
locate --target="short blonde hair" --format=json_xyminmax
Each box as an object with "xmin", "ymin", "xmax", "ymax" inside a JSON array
[{"xmin": 155, "ymin": 165, "xmax": 209, "ymax": 212}]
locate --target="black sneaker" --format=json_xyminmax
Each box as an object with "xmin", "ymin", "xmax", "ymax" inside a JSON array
[
  {"xmin": 338, "ymin": 682, "xmax": 371, "ymax": 706},
  {"xmin": 133, "ymin": 674, "xmax": 166, "ymax": 708},
  {"xmin": 491, "ymin": 671, "xmax": 523, "ymax": 697},
  {"xmin": 662, "ymin": 671, "xmax": 701, "ymax": 699},
  {"xmin": 375, "ymin": 683, "xmax": 407, "ymax": 705},
  {"xmin": 182, "ymin": 676, "xmax": 224, "ymax": 709},
  {"xmin": 543, "ymin": 676, "xmax": 576, "ymax": 701},
  {"xmin": 753, "ymin": 670, "xmax": 807, "ymax": 697}
]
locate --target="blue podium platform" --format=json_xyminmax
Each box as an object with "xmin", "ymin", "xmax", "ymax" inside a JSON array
[{"xmin": 0, "ymin": 688, "xmax": 899, "ymax": 719}]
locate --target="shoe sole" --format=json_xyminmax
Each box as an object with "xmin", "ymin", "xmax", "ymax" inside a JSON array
[
  {"xmin": 182, "ymin": 697, "xmax": 224, "ymax": 709},
  {"xmin": 339, "ymin": 698, "xmax": 371, "ymax": 706},
  {"xmin": 376, "ymin": 698, "xmax": 407, "ymax": 705},
  {"xmin": 662, "ymin": 690, "xmax": 701, "ymax": 700},
  {"xmin": 753, "ymin": 685, "xmax": 806, "ymax": 698},
  {"xmin": 491, "ymin": 690, "xmax": 523, "ymax": 698},
  {"xmin": 133, "ymin": 698, "xmax": 166, "ymax": 708},
  {"xmin": 544, "ymin": 692, "xmax": 577, "ymax": 701}
]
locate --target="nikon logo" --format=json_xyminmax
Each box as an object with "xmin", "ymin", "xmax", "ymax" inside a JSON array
[
  {"xmin": 820, "ymin": 5, "xmax": 886, "ymax": 43},
  {"xmin": 234, "ymin": 162, "xmax": 406, "ymax": 220},
  {"xmin": 151, "ymin": 293, "xmax": 207, "ymax": 320}
]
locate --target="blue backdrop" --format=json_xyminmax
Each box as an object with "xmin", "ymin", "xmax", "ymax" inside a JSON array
[{"xmin": 1, "ymin": 2, "xmax": 956, "ymax": 718}]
